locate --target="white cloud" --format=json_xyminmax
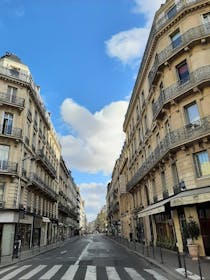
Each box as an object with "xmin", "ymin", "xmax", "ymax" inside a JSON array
[
  {"xmin": 59, "ymin": 98, "xmax": 128, "ymax": 174},
  {"xmin": 105, "ymin": 0, "xmax": 165, "ymax": 64},
  {"xmin": 105, "ymin": 27, "xmax": 149, "ymax": 64},
  {"xmin": 79, "ymin": 182, "xmax": 107, "ymax": 222}
]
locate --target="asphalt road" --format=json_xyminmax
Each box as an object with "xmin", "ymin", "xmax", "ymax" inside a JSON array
[{"xmin": 0, "ymin": 234, "xmax": 174, "ymax": 279}]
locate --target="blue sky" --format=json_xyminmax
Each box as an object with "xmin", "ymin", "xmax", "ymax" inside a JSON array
[{"xmin": 0, "ymin": 0, "xmax": 164, "ymax": 221}]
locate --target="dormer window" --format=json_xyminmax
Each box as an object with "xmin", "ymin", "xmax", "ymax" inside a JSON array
[{"xmin": 167, "ymin": 5, "xmax": 177, "ymax": 19}]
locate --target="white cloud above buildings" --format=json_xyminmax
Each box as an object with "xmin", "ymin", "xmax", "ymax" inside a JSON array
[
  {"xmin": 59, "ymin": 98, "xmax": 128, "ymax": 175},
  {"xmin": 105, "ymin": 0, "xmax": 165, "ymax": 64}
]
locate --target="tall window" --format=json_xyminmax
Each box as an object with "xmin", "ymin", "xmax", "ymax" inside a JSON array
[
  {"xmin": 7, "ymin": 86, "xmax": 17, "ymax": 102},
  {"xmin": 0, "ymin": 145, "xmax": 9, "ymax": 170},
  {"xmin": 141, "ymin": 91, "xmax": 145, "ymax": 108},
  {"xmin": 176, "ymin": 61, "xmax": 189, "ymax": 84},
  {"xmin": 161, "ymin": 170, "xmax": 167, "ymax": 191},
  {"xmin": 170, "ymin": 29, "xmax": 181, "ymax": 48},
  {"xmin": 144, "ymin": 115, "xmax": 148, "ymax": 133},
  {"xmin": 203, "ymin": 12, "xmax": 210, "ymax": 24},
  {"xmin": 194, "ymin": 151, "xmax": 210, "ymax": 177},
  {"xmin": 167, "ymin": 5, "xmax": 177, "ymax": 19},
  {"xmin": 2, "ymin": 112, "xmax": 13, "ymax": 135},
  {"xmin": 0, "ymin": 183, "xmax": 4, "ymax": 202},
  {"xmin": 184, "ymin": 102, "xmax": 200, "ymax": 124},
  {"xmin": 171, "ymin": 163, "xmax": 179, "ymax": 186}
]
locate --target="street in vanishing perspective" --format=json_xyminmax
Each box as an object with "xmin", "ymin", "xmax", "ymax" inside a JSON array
[{"xmin": 0, "ymin": 234, "xmax": 170, "ymax": 280}]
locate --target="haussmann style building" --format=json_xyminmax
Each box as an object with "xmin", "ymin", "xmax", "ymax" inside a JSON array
[
  {"xmin": 107, "ymin": 0, "xmax": 210, "ymax": 257},
  {"xmin": 0, "ymin": 53, "xmax": 81, "ymax": 264}
]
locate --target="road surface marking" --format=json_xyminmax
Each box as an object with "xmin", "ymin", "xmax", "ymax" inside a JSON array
[
  {"xmin": 60, "ymin": 250, "xmax": 67, "ymax": 254},
  {"xmin": 106, "ymin": 266, "xmax": 121, "ymax": 280},
  {"xmin": 85, "ymin": 265, "xmax": 96, "ymax": 280},
  {"xmin": 144, "ymin": 269, "xmax": 168, "ymax": 280},
  {"xmin": 19, "ymin": 265, "xmax": 47, "ymax": 279},
  {"xmin": 61, "ymin": 265, "xmax": 79, "ymax": 280},
  {"xmin": 125, "ymin": 267, "xmax": 146, "ymax": 280},
  {"xmin": 0, "ymin": 266, "xmax": 17, "ymax": 275},
  {"xmin": 39, "ymin": 265, "xmax": 62, "ymax": 279},
  {"xmin": 1, "ymin": 265, "xmax": 31, "ymax": 280},
  {"xmin": 75, "ymin": 241, "xmax": 91, "ymax": 265},
  {"xmin": 175, "ymin": 268, "xmax": 204, "ymax": 280}
]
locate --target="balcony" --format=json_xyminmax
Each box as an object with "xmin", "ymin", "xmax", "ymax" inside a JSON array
[
  {"xmin": 29, "ymin": 172, "xmax": 57, "ymax": 201},
  {"xmin": 0, "ymin": 160, "xmax": 18, "ymax": 175},
  {"xmin": 0, "ymin": 125, "xmax": 22, "ymax": 140},
  {"xmin": 0, "ymin": 65, "xmax": 51, "ymax": 129},
  {"xmin": 0, "ymin": 92, "xmax": 25, "ymax": 109},
  {"xmin": 127, "ymin": 115, "xmax": 210, "ymax": 192},
  {"xmin": 58, "ymin": 202, "xmax": 77, "ymax": 219},
  {"xmin": 149, "ymin": 23, "xmax": 210, "ymax": 88},
  {"xmin": 37, "ymin": 149, "xmax": 57, "ymax": 179},
  {"xmin": 155, "ymin": 0, "xmax": 202, "ymax": 32},
  {"xmin": 152, "ymin": 65, "xmax": 210, "ymax": 121}
]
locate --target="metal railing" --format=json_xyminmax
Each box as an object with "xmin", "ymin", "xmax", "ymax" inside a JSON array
[
  {"xmin": 0, "ymin": 160, "xmax": 18, "ymax": 174},
  {"xmin": 29, "ymin": 172, "xmax": 57, "ymax": 201},
  {"xmin": 127, "ymin": 115, "xmax": 210, "ymax": 192},
  {"xmin": 37, "ymin": 149, "xmax": 57, "ymax": 178},
  {"xmin": 0, "ymin": 125, "xmax": 22, "ymax": 139},
  {"xmin": 148, "ymin": 23, "xmax": 210, "ymax": 88},
  {"xmin": 0, "ymin": 92, "xmax": 25, "ymax": 108},
  {"xmin": 152, "ymin": 65, "xmax": 210, "ymax": 121},
  {"xmin": 0, "ymin": 65, "xmax": 51, "ymax": 128},
  {"xmin": 58, "ymin": 202, "xmax": 77, "ymax": 218}
]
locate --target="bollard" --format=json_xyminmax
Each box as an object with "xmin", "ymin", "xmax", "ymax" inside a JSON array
[
  {"xmin": 197, "ymin": 257, "xmax": 203, "ymax": 280},
  {"xmin": 176, "ymin": 247, "xmax": 182, "ymax": 268},
  {"xmin": 182, "ymin": 253, "xmax": 188, "ymax": 278},
  {"xmin": 159, "ymin": 246, "xmax": 163, "ymax": 264}
]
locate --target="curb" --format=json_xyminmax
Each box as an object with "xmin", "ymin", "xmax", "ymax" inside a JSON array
[
  {"xmin": 0, "ymin": 236, "xmax": 80, "ymax": 270},
  {"xmin": 108, "ymin": 237, "xmax": 185, "ymax": 280}
]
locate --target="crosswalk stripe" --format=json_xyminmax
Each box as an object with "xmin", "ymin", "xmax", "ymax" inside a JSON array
[
  {"xmin": 85, "ymin": 265, "xmax": 96, "ymax": 280},
  {"xmin": 144, "ymin": 269, "xmax": 168, "ymax": 280},
  {"xmin": 61, "ymin": 264, "xmax": 79, "ymax": 280},
  {"xmin": 19, "ymin": 265, "xmax": 47, "ymax": 279},
  {"xmin": 39, "ymin": 265, "xmax": 62, "ymax": 279},
  {"xmin": 125, "ymin": 267, "xmax": 146, "ymax": 280},
  {"xmin": 106, "ymin": 266, "xmax": 121, "ymax": 280},
  {"xmin": 0, "ymin": 266, "xmax": 17, "ymax": 275},
  {"xmin": 0, "ymin": 265, "xmax": 31, "ymax": 280}
]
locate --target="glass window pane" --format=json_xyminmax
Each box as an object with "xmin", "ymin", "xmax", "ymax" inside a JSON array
[
  {"xmin": 167, "ymin": 5, "xmax": 177, "ymax": 19},
  {"xmin": 0, "ymin": 184, "xmax": 4, "ymax": 201},
  {"xmin": 186, "ymin": 103, "xmax": 200, "ymax": 123},
  {"xmin": 195, "ymin": 151, "xmax": 210, "ymax": 177},
  {"xmin": 177, "ymin": 62, "xmax": 189, "ymax": 83}
]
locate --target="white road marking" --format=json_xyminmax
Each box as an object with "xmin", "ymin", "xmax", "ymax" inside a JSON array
[
  {"xmin": 0, "ymin": 266, "xmax": 17, "ymax": 275},
  {"xmin": 85, "ymin": 265, "xmax": 96, "ymax": 280},
  {"xmin": 175, "ymin": 268, "xmax": 204, "ymax": 280},
  {"xmin": 61, "ymin": 265, "xmax": 79, "ymax": 280},
  {"xmin": 19, "ymin": 265, "xmax": 47, "ymax": 279},
  {"xmin": 39, "ymin": 265, "xmax": 62, "ymax": 279},
  {"xmin": 75, "ymin": 241, "xmax": 92, "ymax": 265},
  {"xmin": 1, "ymin": 265, "xmax": 31, "ymax": 280},
  {"xmin": 144, "ymin": 269, "xmax": 168, "ymax": 280},
  {"xmin": 125, "ymin": 267, "xmax": 146, "ymax": 280},
  {"xmin": 60, "ymin": 250, "xmax": 67, "ymax": 255},
  {"xmin": 106, "ymin": 266, "xmax": 121, "ymax": 280}
]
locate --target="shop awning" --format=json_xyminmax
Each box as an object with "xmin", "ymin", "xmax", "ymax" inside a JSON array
[
  {"xmin": 42, "ymin": 217, "xmax": 51, "ymax": 223},
  {"xmin": 138, "ymin": 197, "xmax": 171, "ymax": 218},
  {"xmin": 170, "ymin": 186, "xmax": 210, "ymax": 207}
]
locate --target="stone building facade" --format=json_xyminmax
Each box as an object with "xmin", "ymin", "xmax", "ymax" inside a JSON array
[
  {"xmin": 107, "ymin": 0, "xmax": 210, "ymax": 257},
  {"xmin": 0, "ymin": 53, "xmax": 80, "ymax": 264}
]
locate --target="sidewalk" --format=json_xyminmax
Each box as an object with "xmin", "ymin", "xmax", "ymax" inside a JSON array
[
  {"xmin": 0, "ymin": 236, "xmax": 79, "ymax": 269},
  {"xmin": 109, "ymin": 236, "xmax": 210, "ymax": 280}
]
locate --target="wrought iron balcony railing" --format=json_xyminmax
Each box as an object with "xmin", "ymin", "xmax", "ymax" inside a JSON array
[
  {"xmin": 37, "ymin": 149, "xmax": 57, "ymax": 178},
  {"xmin": 148, "ymin": 23, "xmax": 210, "ymax": 88},
  {"xmin": 29, "ymin": 172, "xmax": 57, "ymax": 201},
  {"xmin": 0, "ymin": 160, "xmax": 18, "ymax": 174},
  {"xmin": 0, "ymin": 125, "xmax": 22, "ymax": 139},
  {"xmin": 58, "ymin": 202, "xmax": 77, "ymax": 219},
  {"xmin": 155, "ymin": 0, "xmax": 201, "ymax": 32},
  {"xmin": 0, "ymin": 92, "xmax": 25, "ymax": 108},
  {"xmin": 0, "ymin": 65, "xmax": 51, "ymax": 128},
  {"xmin": 152, "ymin": 65, "xmax": 210, "ymax": 121},
  {"xmin": 127, "ymin": 115, "xmax": 210, "ymax": 192}
]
